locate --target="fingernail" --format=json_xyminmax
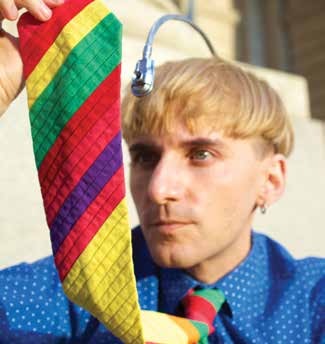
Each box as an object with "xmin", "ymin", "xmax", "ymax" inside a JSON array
[
  {"xmin": 9, "ymin": 3, "xmax": 18, "ymax": 19},
  {"xmin": 50, "ymin": 0, "xmax": 64, "ymax": 4},
  {"xmin": 40, "ymin": 2, "xmax": 52, "ymax": 18}
]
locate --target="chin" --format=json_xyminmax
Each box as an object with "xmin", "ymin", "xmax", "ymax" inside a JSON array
[{"xmin": 148, "ymin": 243, "xmax": 199, "ymax": 269}]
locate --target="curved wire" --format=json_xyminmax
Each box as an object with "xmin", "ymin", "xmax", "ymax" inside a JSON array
[
  {"xmin": 131, "ymin": 14, "xmax": 217, "ymax": 97},
  {"xmin": 144, "ymin": 14, "xmax": 216, "ymax": 58}
]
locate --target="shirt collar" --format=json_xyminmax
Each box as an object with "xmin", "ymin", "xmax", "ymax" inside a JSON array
[
  {"xmin": 215, "ymin": 231, "xmax": 269, "ymax": 317},
  {"xmin": 159, "ymin": 267, "xmax": 197, "ymax": 314},
  {"xmin": 159, "ymin": 232, "xmax": 271, "ymax": 318}
]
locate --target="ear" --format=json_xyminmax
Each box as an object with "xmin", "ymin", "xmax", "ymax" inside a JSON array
[{"xmin": 256, "ymin": 154, "xmax": 287, "ymax": 208}]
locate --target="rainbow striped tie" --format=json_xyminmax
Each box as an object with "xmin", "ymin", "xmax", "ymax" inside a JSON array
[
  {"xmin": 18, "ymin": 1, "xmax": 228, "ymax": 343},
  {"xmin": 18, "ymin": 0, "xmax": 143, "ymax": 342},
  {"xmin": 142, "ymin": 288, "xmax": 226, "ymax": 344},
  {"xmin": 182, "ymin": 288, "xmax": 226, "ymax": 342}
]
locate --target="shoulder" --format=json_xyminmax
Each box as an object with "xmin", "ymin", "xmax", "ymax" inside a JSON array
[
  {"xmin": 254, "ymin": 233, "xmax": 325, "ymax": 340},
  {"xmin": 255, "ymin": 232, "xmax": 325, "ymax": 281},
  {"xmin": 0, "ymin": 256, "xmax": 74, "ymax": 341},
  {"xmin": 255, "ymin": 232, "xmax": 325, "ymax": 308},
  {"xmin": 0, "ymin": 255, "xmax": 60, "ymax": 289},
  {"xmin": 0, "ymin": 256, "xmax": 65, "ymax": 313},
  {"xmin": 0, "ymin": 258, "xmax": 121, "ymax": 342}
]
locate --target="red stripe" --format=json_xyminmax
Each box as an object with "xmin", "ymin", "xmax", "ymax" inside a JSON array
[
  {"xmin": 182, "ymin": 294, "xmax": 216, "ymax": 335},
  {"xmin": 18, "ymin": 0, "xmax": 94, "ymax": 79},
  {"xmin": 55, "ymin": 166, "xmax": 125, "ymax": 281},
  {"xmin": 39, "ymin": 64, "xmax": 119, "ymax": 184},
  {"xmin": 43, "ymin": 101, "xmax": 120, "ymax": 226},
  {"xmin": 38, "ymin": 67, "xmax": 121, "ymax": 225}
]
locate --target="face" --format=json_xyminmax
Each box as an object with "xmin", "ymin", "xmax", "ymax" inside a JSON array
[{"xmin": 129, "ymin": 121, "xmax": 270, "ymax": 273}]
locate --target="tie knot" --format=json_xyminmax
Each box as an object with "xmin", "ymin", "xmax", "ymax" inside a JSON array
[{"xmin": 181, "ymin": 288, "xmax": 226, "ymax": 337}]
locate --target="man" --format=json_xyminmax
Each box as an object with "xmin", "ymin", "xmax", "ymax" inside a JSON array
[{"xmin": 0, "ymin": 1, "xmax": 324, "ymax": 343}]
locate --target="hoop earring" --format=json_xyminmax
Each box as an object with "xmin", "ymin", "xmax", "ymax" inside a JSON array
[{"xmin": 260, "ymin": 204, "xmax": 267, "ymax": 215}]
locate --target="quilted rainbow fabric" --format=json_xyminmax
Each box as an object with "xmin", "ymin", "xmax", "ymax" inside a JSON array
[
  {"xmin": 17, "ymin": 1, "xmax": 226, "ymax": 342},
  {"xmin": 18, "ymin": 0, "xmax": 144, "ymax": 342}
]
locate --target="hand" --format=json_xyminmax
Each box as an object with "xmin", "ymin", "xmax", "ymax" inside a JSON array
[{"xmin": 0, "ymin": 0, "xmax": 64, "ymax": 116}]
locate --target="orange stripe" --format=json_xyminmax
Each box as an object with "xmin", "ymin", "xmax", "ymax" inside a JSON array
[{"xmin": 168, "ymin": 315, "xmax": 201, "ymax": 343}]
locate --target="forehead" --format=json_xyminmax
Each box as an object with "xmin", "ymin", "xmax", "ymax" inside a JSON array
[
  {"xmin": 127, "ymin": 120, "xmax": 266, "ymax": 161},
  {"xmin": 129, "ymin": 121, "xmax": 221, "ymax": 144},
  {"xmin": 129, "ymin": 122, "xmax": 253, "ymax": 156}
]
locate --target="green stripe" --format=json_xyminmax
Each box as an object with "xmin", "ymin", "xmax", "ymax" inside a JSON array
[
  {"xmin": 29, "ymin": 12, "xmax": 121, "ymax": 168},
  {"xmin": 189, "ymin": 319, "xmax": 209, "ymax": 341},
  {"xmin": 198, "ymin": 337, "xmax": 209, "ymax": 344},
  {"xmin": 193, "ymin": 289, "xmax": 225, "ymax": 312}
]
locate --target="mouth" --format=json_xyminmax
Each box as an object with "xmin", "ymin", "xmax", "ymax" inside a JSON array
[{"xmin": 150, "ymin": 220, "xmax": 192, "ymax": 234}]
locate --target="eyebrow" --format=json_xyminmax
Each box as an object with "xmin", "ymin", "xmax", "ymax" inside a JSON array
[
  {"xmin": 129, "ymin": 138, "xmax": 228, "ymax": 153},
  {"xmin": 179, "ymin": 137, "xmax": 228, "ymax": 150},
  {"xmin": 129, "ymin": 143, "xmax": 161, "ymax": 153}
]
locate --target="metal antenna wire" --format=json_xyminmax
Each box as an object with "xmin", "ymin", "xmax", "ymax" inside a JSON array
[{"xmin": 131, "ymin": 9, "xmax": 216, "ymax": 97}]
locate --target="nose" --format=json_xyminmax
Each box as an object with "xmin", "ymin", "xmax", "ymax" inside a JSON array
[{"xmin": 148, "ymin": 154, "xmax": 186, "ymax": 205}]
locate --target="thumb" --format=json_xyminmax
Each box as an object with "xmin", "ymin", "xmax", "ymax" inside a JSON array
[{"xmin": 0, "ymin": 26, "xmax": 24, "ymax": 117}]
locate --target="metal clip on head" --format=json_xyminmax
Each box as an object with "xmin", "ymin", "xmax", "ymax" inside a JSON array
[{"xmin": 131, "ymin": 57, "xmax": 155, "ymax": 97}]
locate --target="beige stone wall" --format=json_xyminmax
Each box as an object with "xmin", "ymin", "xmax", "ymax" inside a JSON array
[
  {"xmin": 107, "ymin": 0, "xmax": 212, "ymax": 89},
  {"xmin": 194, "ymin": 0, "xmax": 240, "ymax": 60}
]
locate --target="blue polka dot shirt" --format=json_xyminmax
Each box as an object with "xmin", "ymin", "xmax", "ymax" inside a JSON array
[{"xmin": 1, "ymin": 228, "xmax": 324, "ymax": 343}]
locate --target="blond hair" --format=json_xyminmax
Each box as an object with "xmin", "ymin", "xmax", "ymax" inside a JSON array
[{"xmin": 122, "ymin": 57, "xmax": 294, "ymax": 157}]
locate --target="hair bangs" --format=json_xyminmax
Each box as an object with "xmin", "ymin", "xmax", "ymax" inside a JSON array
[{"xmin": 122, "ymin": 57, "xmax": 294, "ymax": 157}]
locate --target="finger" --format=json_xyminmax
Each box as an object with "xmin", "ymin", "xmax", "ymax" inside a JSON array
[
  {"xmin": 0, "ymin": 0, "xmax": 19, "ymax": 21},
  {"xmin": 43, "ymin": 0, "xmax": 65, "ymax": 8},
  {"xmin": 15, "ymin": 0, "xmax": 54, "ymax": 21}
]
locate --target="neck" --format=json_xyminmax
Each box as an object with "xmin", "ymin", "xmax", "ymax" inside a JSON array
[{"xmin": 185, "ymin": 226, "xmax": 252, "ymax": 284}]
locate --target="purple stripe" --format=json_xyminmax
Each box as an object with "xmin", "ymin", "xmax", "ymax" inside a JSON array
[{"xmin": 50, "ymin": 132, "xmax": 122, "ymax": 254}]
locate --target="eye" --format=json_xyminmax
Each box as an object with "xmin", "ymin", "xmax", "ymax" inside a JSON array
[
  {"xmin": 130, "ymin": 150, "xmax": 160, "ymax": 168},
  {"xmin": 190, "ymin": 149, "xmax": 214, "ymax": 161}
]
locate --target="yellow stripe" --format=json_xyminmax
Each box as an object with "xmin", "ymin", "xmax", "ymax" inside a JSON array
[
  {"xmin": 141, "ymin": 311, "xmax": 192, "ymax": 344},
  {"xmin": 62, "ymin": 199, "xmax": 127, "ymax": 291},
  {"xmin": 26, "ymin": 0, "xmax": 110, "ymax": 108},
  {"xmin": 62, "ymin": 199, "xmax": 144, "ymax": 343}
]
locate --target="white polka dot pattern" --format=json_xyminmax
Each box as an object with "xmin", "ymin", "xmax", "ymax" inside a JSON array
[{"xmin": 0, "ymin": 231, "xmax": 324, "ymax": 343}]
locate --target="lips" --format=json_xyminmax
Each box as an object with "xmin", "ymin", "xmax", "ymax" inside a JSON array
[
  {"xmin": 153, "ymin": 220, "xmax": 189, "ymax": 226},
  {"xmin": 149, "ymin": 220, "xmax": 192, "ymax": 234}
]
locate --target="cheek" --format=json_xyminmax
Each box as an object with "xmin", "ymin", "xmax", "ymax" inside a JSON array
[
  {"xmin": 130, "ymin": 171, "xmax": 140, "ymax": 203},
  {"xmin": 191, "ymin": 163, "xmax": 234, "ymax": 202},
  {"xmin": 130, "ymin": 169, "xmax": 151, "ymax": 205},
  {"xmin": 191, "ymin": 162, "xmax": 257, "ymax": 217}
]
